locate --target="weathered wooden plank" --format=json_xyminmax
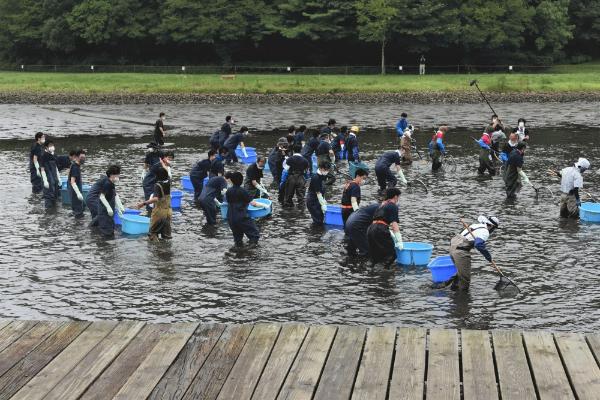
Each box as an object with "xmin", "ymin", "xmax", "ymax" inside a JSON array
[
  {"xmin": 313, "ymin": 325, "xmax": 366, "ymax": 400},
  {"xmin": 113, "ymin": 322, "xmax": 198, "ymax": 400},
  {"xmin": 80, "ymin": 323, "xmax": 171, "ymax": 400},
  {"xmin": 461, "ymin": 329, "xmax": 498, "ymax": 400},
  {"xmin": 555, "ymin": 332, "xmax": 600, "ymax": 400},
  {"xmin": 0, "ymin": 321, "xmax": 62, "ymax": 378},
  {"xmin": 251, "ymin": 324, "xmax": 309, "ymax": 400},
  {"xmin": 426, "ymin": 328, "xmax": 459, "ymax": 400},
  {"xmin": 523, "ymin": 331, "xmax": 574, "ymax": 400},
  {"xmin": 0, "ymin": 321, "xmax": 89, "ymax": 400},
  {"xmin": 216, "ymin": 324, "xmax": 281, "ymax": 400},
  {"xmin": 42, "ymin": 321, "xmax": 145, "ymax": 400},
  {"xmin": 0, "ymin": 320, "xmax": 9, "ymax": 332},
  {"xmin": 149, "ymin": 323, "xmax": 226, "ymax": 400},
  {"xmin": 586, "ymin": 333, "xmax": 600, "ymax": 365},
  {"xmin": 0, "ymin": 320, "xmax": 38, "ymax": 353},
  {"xmin": 276, "ymin": 325, "xmax": 337, "ymax": 400},
  {"xmin": 491, "ymin": 330, "xmax": 536, "ymax": 400},
  {"xmin": 10, "ymin": 321, "xmax": 117, "ymax": 400},
  {"xmin": 389, "ymin": 327, "xmax": 427, "ymax": 400},
  {"xmin": 182, "ymin": 324, "xmax": 254, "ymax": 400},
  {"xmin": 351, "ymin": 326, "xmax": 396, "ymax": 400}
]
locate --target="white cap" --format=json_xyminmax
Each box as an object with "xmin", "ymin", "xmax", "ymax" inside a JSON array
[
  {"xmin": 575, "ymin": 158, "xmax": 591, "ymax": 170},
  {"xmin": 478, "ymin": 215, "xmax": 500, "ymax": 227}
]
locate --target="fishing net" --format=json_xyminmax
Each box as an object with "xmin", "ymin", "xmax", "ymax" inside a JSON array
[
  {"xmin": 494, "ymin": 276, "xmax": 519, "ymax": 292},
  {"xmin": 535, "ymin": 186, "xmax": 555, "ymax": 200},
  {"xmin": 407, "ymin": 179, "xmax": 428, "ymax": 194},
  {"xmin": 444, "ymin": 156, "xmax": 458, "ymax": 172}
]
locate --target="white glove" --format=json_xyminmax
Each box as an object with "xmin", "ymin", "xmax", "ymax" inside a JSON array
[
  {"xmin": 242, "ymin": 147, "xmax": 248, "ymax": 158},
  {"xmin": 72, "ymin": 182, "xmax": 84, "ymax": 201},
  {"xmin": 519, "ymin": 170, "xmax": 530, "ymax": 184},
  {"xmin": 100, "ymin": 193, "xmax": 114, "ymax": 217},
  {"xmin": 166, "ymin": 166, "xmax": 172, "ymax": 179},
  {"xmin": 34, "ymin": 160, "xmax": 41, "ymax": 177},
  {"xmin": 115, "ymin": 194, "xmax": 125, "ymax": 215},
  {"xmin": 351, "ymin": 197, "xmax": 359, "ymax": 212},
  {"xmin": 140, "ymin": 169, "xmax": 146, "ymax": 183},
  {"xmin": 317, "ymin": 193, "xmax": 328, "ymax": 213},
  {"xmin": 42, "ymin": 170, "xmax": 49, "ymax": 189},
  {"xmin": 256, "ymin": 184, "xmax": 270, "ymax": 197},
  {"xmin": 214, "ymin": 198, "xmax": 222, "ymax": 207},
  {"xmin": 391, "ymin": 230, "xmax": 404, "ymax": 250},
  {"xmin": 397, "ymin": 168, "xmax": 408, "ymax": 185}
]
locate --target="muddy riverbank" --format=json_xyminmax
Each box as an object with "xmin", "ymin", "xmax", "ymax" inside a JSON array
[{"xmin": 2, "ymin": 91, "xmax": 600, "ymax": 105}]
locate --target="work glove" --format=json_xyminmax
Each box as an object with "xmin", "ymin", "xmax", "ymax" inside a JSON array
[
  {"xmin": 242, "ymin": 147, "xmax": 249, "ymax": 158},
  {"xmin": 397, "ymin": 169, "xmax": 408, "ymax": 185},
  {"xmin": 391, "ymin": 230, "xmax": 404, "ymax": 250},
  {"xmin": 72, "ymin": 183, "xmax": 84, "ymax": 201},
  {"xmin": 100, "ymin": 194, "xmax": 114, "ymax": 217},
  {"xmin": 518, "ymin": 170, "xmax": 530, "ymax": 184},
  {"xmin": 256, "ymin": 184, "xmax": 270, "ymax": 197},
  {"xmin": 34, "ymin": 160, "xmax": 41, "ymax": 177},
  {"xmin": 140, "ymin": 169, "xmax": 146, "ymax": 183},
  {"xmin": 115, "ymin": 194, "xmax": 125, "ymax": 215},
  {"xmin": 214, "ymin": 199, "xmax": 222, "ymax": 207},
  {"xmin": 317, "ymin": 193, "xmax": 328, "ymax": 214},
  {"xmin": 166, "ymin": 166, "xmax": 172, "ymax": 179},
  {"xmin": 42, "ymin": 170, "xmax": 49, "ymax": 189}
]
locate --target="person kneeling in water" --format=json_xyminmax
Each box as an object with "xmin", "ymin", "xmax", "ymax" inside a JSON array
[
  {"xmin": 224, "ymin": 171, "xmax": 268, "ymax": 247},
  {"xmin": 366, "ymin": 188, "xmax": 404, "ymax": 266}
]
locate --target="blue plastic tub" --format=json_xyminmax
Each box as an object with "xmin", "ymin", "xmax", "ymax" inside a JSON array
[
  {"xmin": 349, "ymin": 161, "xmax": 369, "ymax": 178},
  {"xmin": 170, "ymin": 190, "xmax": 184, "ymax": 209},
  {"xmin": 60, "ymin": 184, "xmax": 91, "ymax": 205},
  {"xmin": 248, "ymin": 198, "xmax": 272, "ymax": 219},
  {"xmin": 121, "ymin": 214, "xmax": 150, "ymax": 235},
  {"xmin": 324, "ymin": 205, "xmax": 343, "ymax": 226},
  {"xmin": 428, "ymin": 255, "xmax": 457, "ymax": 283},
  {"xmin": 235, "ymin": 146, "xmax": 257, "ymax": 164},
  {"xmin": 181, "ymin": 176, "xmax": 194, "ymax": 191},
  {"xmin": 114, "ymin": 208, "xmax": 142, "ymax": 226},
  {"xmin": 396, "ymin": 242, "xmax": 434, "ymax": 266},
  {"xmin": 580, "ymin": 202, "xmax": 600, "ymax": 223},
  {"xmin": 61, "ymin": 177, "xmax": 68, "ymax": 189},
  {"xmin": 221, "ymin": 198, "xmax": 273, "ymax": 220}
]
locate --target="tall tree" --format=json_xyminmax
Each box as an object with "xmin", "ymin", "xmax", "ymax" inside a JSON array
[
  {"xmin": 355, "ymin": 0, "xmax": 398, "ymax": 74},
  {"xmin": 568, "ymin": 0, "xmax": 600, "ymax": 58},
  {"xmin": 530, "ymin": 0, "xmax": 574, "ymax": 63}
]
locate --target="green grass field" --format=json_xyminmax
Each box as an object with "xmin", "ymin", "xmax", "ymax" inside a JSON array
[{"xmin": 0, "ymin": 63, "xmax": 599, "ymax": 94}]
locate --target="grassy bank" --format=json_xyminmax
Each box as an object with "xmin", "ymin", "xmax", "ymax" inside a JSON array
[{"xmin": 0, "ymin": 69, "xmax": 599, "ymax": 95}]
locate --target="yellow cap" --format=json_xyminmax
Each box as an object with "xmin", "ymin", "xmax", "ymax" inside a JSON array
[{"xmin": 350, "ymin": 126, "xmax": 360, "ymax": 133}]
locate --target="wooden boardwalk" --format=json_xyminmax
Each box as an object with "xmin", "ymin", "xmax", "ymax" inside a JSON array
[{"xmin": 0, "ymin": 320, "xmax": 599, "ymax": 399}]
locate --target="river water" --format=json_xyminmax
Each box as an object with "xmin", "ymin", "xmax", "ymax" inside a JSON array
[{"xmin": 1, "ymin": 103, "xmax": 599, "ymax": 331}]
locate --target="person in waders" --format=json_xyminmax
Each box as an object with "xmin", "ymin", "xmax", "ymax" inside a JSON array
[
  {"xmin": 345, "ymin": 126, "xmax": 360, "ymax": 163},
  {"xmin": 316, "ymin": 133, "xmax": 336, "ymax": 184},
  {"xmin": 223, "ymin": 126, "xmax": 249, "ymax": 164},
  {"xmin": 90, "ymin": 165, "xmax": 124, "ymax": 238},
  {"xmin": 554, "ymin": 158, "xmax": 591, "ymax": 218},
  {"xmin": 68, "ymin": 149, "xmax": 87, "ymax": 219},
  {"xmin": 190, "ymin": 150, "xmax": 216, "ymax": 202},
  {"xmin": 500, "ymin": 131, "xmax": 519, "ymax": 180},
  {"xmin": 341, "ymin": 169, "xmax": 368, "ymax": 226},
  {"xmin": 268, "ymin": 138, "xmax": 289, "ymax": 188},
  {"xmin": 374, "ymin": 149, "xmax": 407, "ymax": 193},
  {"xmin": 504, "ymin": 142, "xmax": 528, "ymax": 199},
  {"xmin": 445, "ymin": 216, "xmax": 499, "ymax": 291},
  {"xmin": 30, "ymin": 132, "xmax": 46, "ymax": 194},
  {"xmin": 224, "ymin": 171, "xmax": 268, "ymax": 247},
  {"xmin": 40, "ymin": 141, "xmax": 61, "ymax": 209},
  {"xmin": 244, "ymin": 156, "xmax": 269, "ymax": 198},
  {"xmin": 345, "ymin": 203, "xmax": 379, "ymax": 257},
  {"xmin": 366, "ymin": 188, "xmax": 404, "ymax": 266},
  {"xmin": 399, "ymin": 127, "xmax": 414, "ymax": 165},
  {"xmin": 429, "ymin": 125, "xmax": 448, "ymax": 172},
  {"xmin": 283, "ymin": 147, "xmax": 310, "ymax": 207},
  {"xmin": 137, "ymin": 166, "xmax": 172, "ymax": 241},
  {"xmin": 142, "ymin": 150, "xmax": 174, "ymax": 215},
  {"xmin": 154, "ymin": 112, "xmax": 166, "ymax": 146},
  {"xmin": 306, "ymin": 162, "xmax": 330, "ymax": 225},
  {"xmin": 396, "ymin": 113, "xmax": 409, "ymax": 140},
  {"xmin": 301, "ymin": 130, "xmax": 320, "ymax": 166},
  {"xmin": 477, "ymin": 127, "xmax": 496, "ymax": 176},
  {"xmin": 198, "ymin": 172, "xmax": 227, "ymax": 225},
  {"xmin": 331, "ymin": 126, "xmax": 346, "ymax": 161}
]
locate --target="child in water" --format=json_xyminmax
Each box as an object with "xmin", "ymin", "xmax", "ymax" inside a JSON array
[
  {"xmin": 137, "ymin": 166, "xmax": 172, "ymax": 241},
  {"xmin": 224, "ymin": 171, "xmax": 268, "ymax": 247}
]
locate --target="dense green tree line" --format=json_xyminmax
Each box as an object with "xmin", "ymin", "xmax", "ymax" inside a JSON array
[{"xmin": 0, "ymin": 0, "xmax": 597, "ymax": 69}]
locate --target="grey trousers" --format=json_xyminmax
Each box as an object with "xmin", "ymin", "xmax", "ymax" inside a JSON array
[{"xmin": 449, "ymin": 235, "xmax": 472, "ymax": 290}]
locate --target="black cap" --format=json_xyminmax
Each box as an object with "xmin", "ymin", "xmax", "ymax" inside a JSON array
[{"xmin": 328, "ymin": 118, "xmax": 336, "ymax": 125}]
